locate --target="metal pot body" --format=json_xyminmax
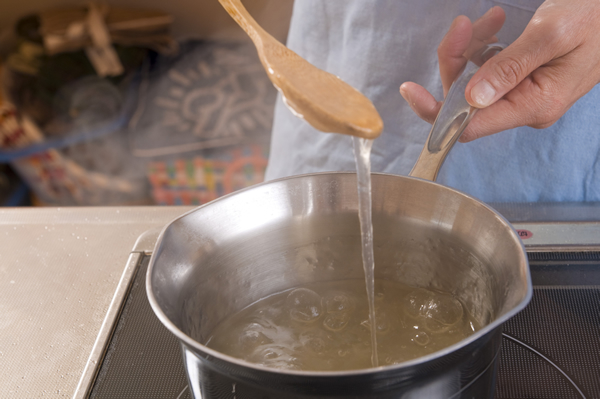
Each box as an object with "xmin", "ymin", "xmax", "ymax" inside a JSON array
[{"xmin": 147, "ymin": 172, "xmax": 532, "ymax": 399}]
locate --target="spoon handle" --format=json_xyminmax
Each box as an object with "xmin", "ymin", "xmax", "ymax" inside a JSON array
[
  {"xmin": 409, "ymin": 44, "xmax": 505, "ymax": 182},
  {"xmin": 218, "ymin": 0, "xmax": 272, "ymax": 45}
]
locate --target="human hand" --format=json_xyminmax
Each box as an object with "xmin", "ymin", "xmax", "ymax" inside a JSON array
[{"xmin": 400, "ymin": 1, "xmax": 600, "ymax": 142}]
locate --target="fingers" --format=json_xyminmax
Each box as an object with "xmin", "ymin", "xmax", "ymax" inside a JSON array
[
  {"xmin": 404, "ymin": 54, "xmax": 581, "ymax": 143},
  {"xmin": 466, "ymin": 7, "xmax": 505, "ymax": 59},
  {"xmin": 401, "ymin": 8, "xmax": 507, "ymax": 128},
  {"xmin": 458, "ymin": 64, "xmax": 577, "ymax": 142},
  {"xmin": 438, "ymin": 16, "xmax": 473, "ymax": 96},
  {"xmin": 400, "ymin": 82, "xmax": 442, "ymax": 124},
  {"xmin": 438, "ymin": 7, "xmax": 506, "ymax": 96},
  {"xmin": 465, "ymin": 16, "xmax": 561, "ymax": 108},
  {"xmin": 461, "ymin": 0, "xmax": 600, "ymax": 138}
]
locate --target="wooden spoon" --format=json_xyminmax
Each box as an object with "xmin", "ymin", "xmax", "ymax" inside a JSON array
[{"xmin": 218, "ymin": 0, "xmax": 383, "ymax": 139}]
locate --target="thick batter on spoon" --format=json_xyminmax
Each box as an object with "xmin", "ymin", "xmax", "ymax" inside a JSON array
[{"xmin": 219, "ymin": 0, "xmax": 383, "ymax": 139}]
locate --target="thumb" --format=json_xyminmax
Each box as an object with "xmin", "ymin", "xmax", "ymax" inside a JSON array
[{"xmin": 465, "ymin": 30, "xmax": 554, "ymax": 108}]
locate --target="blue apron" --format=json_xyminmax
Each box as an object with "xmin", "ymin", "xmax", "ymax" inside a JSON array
[{"xmin": 265, "ymin": 0, "xmax": 600, "ymax": 202}]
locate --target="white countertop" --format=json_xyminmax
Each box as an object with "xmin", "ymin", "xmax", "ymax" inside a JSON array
[{"xmin": 0, "ymin": 206, "xmax": 192, "ymax": 398}]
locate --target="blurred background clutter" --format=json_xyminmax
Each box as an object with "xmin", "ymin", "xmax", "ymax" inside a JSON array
[{"xmin": 0, "ymin": 0, "xmax": 293, "ymax": 206}]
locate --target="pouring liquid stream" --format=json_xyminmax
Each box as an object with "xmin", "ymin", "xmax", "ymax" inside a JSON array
[{"xmin": 352, "ymin": 137, "xmax": 379, "ymax": 367}]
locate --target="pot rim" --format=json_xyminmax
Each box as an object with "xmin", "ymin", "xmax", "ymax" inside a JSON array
[{"xmin": 146, "ymin": 171, "xmax": 533, "ymax": 377}]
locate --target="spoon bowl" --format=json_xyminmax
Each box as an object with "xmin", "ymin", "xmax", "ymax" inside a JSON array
[{"xmin": 219, "ymin": 0, "xmax": 383, "ymax": 139}]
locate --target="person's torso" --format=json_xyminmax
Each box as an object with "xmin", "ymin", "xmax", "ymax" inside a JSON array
[{"xmin": 266, "ymin": 0, "xmax": 600, "ymax": 202}]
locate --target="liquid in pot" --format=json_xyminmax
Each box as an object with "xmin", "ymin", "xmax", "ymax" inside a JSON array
[{"xmin": 205, "ymin": 279, "xmax": 480, "ymax": 371}]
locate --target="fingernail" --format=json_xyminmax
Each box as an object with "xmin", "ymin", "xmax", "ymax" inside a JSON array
[
  {"xmin": 399, "ymin": 85, "xmax": 411, "ymax": 103},
  {"xmin": 470, "ymin": 79, "xmax": 496, "ymax": 107},
  {"xmin": 482, "ymin": 7, "xmax": 494, "ymax": 18}
]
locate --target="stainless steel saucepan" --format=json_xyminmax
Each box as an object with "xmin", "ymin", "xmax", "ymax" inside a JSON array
[{"xmin": 147, "ymin": 44, "xmax": 532, "ymax": 398}]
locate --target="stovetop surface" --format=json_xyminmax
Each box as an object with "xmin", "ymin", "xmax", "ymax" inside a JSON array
[
  {"xmin": 87, "ymin": 251, "xmax": 600, "ymax": 399},
  {"xmin": 3, "ymin": 205, "xmax": 599, "ymax": 398}
]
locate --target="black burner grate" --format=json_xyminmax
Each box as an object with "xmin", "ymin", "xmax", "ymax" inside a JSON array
[
  {"xmin": 496, "ymin": 287, "xmax": 600, "ymax": 399},
  {"xmin": 89, "ymin": 256, "xmax": 191, "ymax": 399}
]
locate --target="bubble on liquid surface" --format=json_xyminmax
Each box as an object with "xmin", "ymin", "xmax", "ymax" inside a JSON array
[
  {"xmin": 205, "ymin": 280, "xmax": 479, "ymax": 371},
  {"xmin": 239, "ymin": 323, "xmax": 273, "ymax": 350},
  {"xmin": 323, "ymin": 312, "xmax": 351, "ymax": 332},
  {"xmin": 427, "ymin": 293, "xmax": 463, "ymax": 326},
  {"xmin": 374, "ymin": 310, "xmax": 391, "ymax": 335},
  {"xmin": 300, "ymin": 330, "xmax": 329, "ymax": 354},
  {"xmin": 285, "ymin": 288, "xmax": 322, "ymax": 323},
  {"xmin": 404, "ymin": 288, "xmax": 463, "ymax": 328},
  {"xmin": 323, "ymin": 291, "xmax": 354, "ymax": 313},
  {"xmin": 360, "ymin": 307, "xmax": 391, "ymax": 335},
  {"xmin": 423, "ymin": 316, "xmax": 449, "ymax": 333},
  {"xmin": 412, "ymin": 331, "xmax": 430, "ymax": 346},
  {"xmin": 404, "ymin": 288, "xmax": 433, "ymax": 318},
  {"xmin": 251, "ymin": 344, "xmax": 298, "ymax": 369}
]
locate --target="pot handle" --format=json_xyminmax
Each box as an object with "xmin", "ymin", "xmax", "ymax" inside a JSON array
[{"xmin": 409, "ymin": 43, "xmax": 505, "ymax": 182}]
